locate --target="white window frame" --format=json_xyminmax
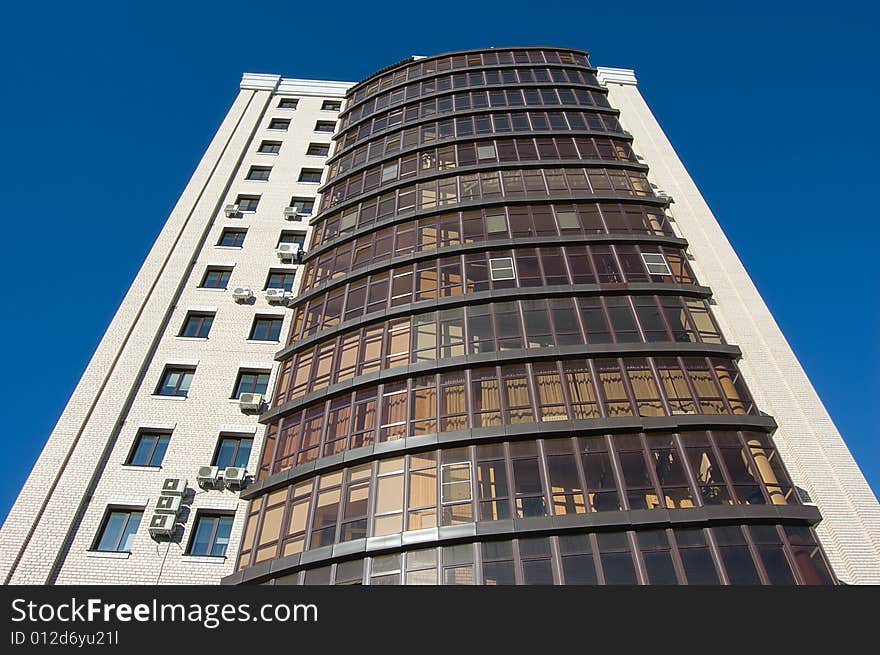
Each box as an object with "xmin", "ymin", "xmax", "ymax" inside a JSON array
[
  {"xmin": 440, "ymin": 462, "xmax": 473, "ymax": 505},
  {"xmin": 641, "ymin": 252, "xmax": 672, "ymax": 276},
  {"xmin": 489, "ymin": 257, "xmax": 516, "ymax": 281}
]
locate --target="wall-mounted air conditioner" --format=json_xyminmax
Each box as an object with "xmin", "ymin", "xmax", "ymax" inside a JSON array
[
  {"xmin": 239, "ymin": 393, "xmax": 263, "ymax": 411},
  {"xmin": 223, "ymin": 467, "xmax": 248, "ymax": 490},
  {"xmin": 232, "ymin": 287, "xmax": 253, "ymax": 301},
  {"xmin": 148, "ymin": 513, "xmax": 176, "ymax": 538},
  {"xmin": 160, "ymin": 478, "xmax": 187, "ymax": 497},
  {"xmin": 197, "ymin": 466, "xmax": 221, "ymax": 490}
]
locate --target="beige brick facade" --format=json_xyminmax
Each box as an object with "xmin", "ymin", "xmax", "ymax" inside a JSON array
[{"xmin": 0, "ymin": 75, "xmax": 352, "ymax": 584}]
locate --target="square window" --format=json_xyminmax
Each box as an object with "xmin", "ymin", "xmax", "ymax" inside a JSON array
[
  {"xmin": 266, "ymin": 270, "xmax": 296, "ymax": 291},
  {"xmin": 180, "ymin": 312, "xmax": 214, "ymax": 338},
  {"xmin": 290, "ymin": 197, "xmax": 315, "ymax": 215},
  {"xmin": 477, "ymin": 144, "xmax": 497, "ymax": 160},
  {"xmin": 213, "ymin": 435, "xmax": 253, "ymax": 469},
  {"xmin": 269, "ymin": 118, "xmax": 290, "ymax": 130},
  {"xmin": 278, "ymin": 232, "xmax": 306, "ymax": 247},
  {"xmin": 246, "ymin": 166, "xmax": 271, "ymax": 181},
  {"xmin": 441, "ymin": 462, "xmax": 473, "ymax": 504},
  {"xmin": 218, "ymin": 229, "xmax": 246, "ymax": 248},
  {"xmin": 236, "ymin": 195, "xmax": 260, "ymax": 212},
  {"xmin": 321, "ymin": 100, "xmax": 342, "ymax": 111},
  {"xmin": 299, "ymin": 169, "xmax": 323, "ymax": 183},
  {"xmin": 307, "ymin": 143, "xmax": 331, "ymax": 157},
  {"xmin": 315, "ymin": 121, "xmax": 336, "ymax": 133},
  {"xmin": 200, "ymin": 267, "xmax": 232, "ymax": 289},
  {"xmin": 278, "ymin": 98, "xmax": 299, "ymax": 109},
  {"xmin": 556, "ymin": 210, "xmax": 580, "ymax": 230},
  {"xmin": 486, "ymin": 212, "xmax": 508, "ymax": 234},
  {"xmin": 94, "ymin": 509, "xmax": 143, "ymax": 552},
  {"xmin": 156, "ymin": 366, "xmax": 195, "ymax": 397},
  {"xmin": 489, "ymin": 257, "xmax": 516, "ymax": 281},
  {"xmin": 232, "ymin": 370, "xmax": 270, "ymax": 398},
  {"xmin": 381, "ymin": 162, "xmax": 398, "ymax": 183},
  {"xmin": 126, "ymin": 432, "xmax": 170, "ymax": 467},
  {"xmin": 258, "ymin": 140, "xmax": 281, "ymax": 154},
  {"xmin": 641, "ymin": 253, "xmax": 672, "ymax": 276},
  {"xmin": 188, "ymin": 514, "xmax": 234, "ymax": 557},
  {"xmin": 250, "ymin": 316, "xmax": 283, "ymax": 341}
]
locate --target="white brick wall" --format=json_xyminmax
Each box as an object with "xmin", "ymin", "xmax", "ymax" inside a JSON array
[
  {"xmin": 0, "ymin": 76, "xmax": 352, "ymax": 584},
  {"xmin": 599, "ymin": 68, "xmax": 880, "ymax": 583}
]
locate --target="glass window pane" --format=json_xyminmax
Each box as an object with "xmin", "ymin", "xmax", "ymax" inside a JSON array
[
  {"xmin": 643, "ymin": 550, "xmax": 678, "ymax": 584},
  {"xmin": 679, "ymin": 548, "xmax": 720, "ymax": 585},
  {"xmin": 96, "ymin": 512, "xmax": 127, "ymax": 551}
]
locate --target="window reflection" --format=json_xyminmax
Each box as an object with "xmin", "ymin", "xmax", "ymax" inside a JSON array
[{"xmin": 239, "ymin": 430, "xmax": 802, "ymax": 569}]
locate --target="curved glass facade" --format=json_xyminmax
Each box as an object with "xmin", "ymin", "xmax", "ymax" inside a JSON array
[{"xmin": 231, "ymin": 47, "xmax": 835, "ymax": 585}]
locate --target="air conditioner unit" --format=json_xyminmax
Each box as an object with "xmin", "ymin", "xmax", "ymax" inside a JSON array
[
  {"xmin": 282, "ymin": 207, "xmax": 301, "ymax": 220},
  {"xmin": 161, "ymin": 478, "xmax": 187, "ymax": 497},
  {"xmin": 795, "ymin": 486, "xmax": 816, "ymax": 505},
  {"xmin": 655, "ymin": 191, "xmax": 674, "ymax": 204},
  {"xmin": 265, "ymin": 288, "xmax": 293, "ymax": 303},
  {"xmin": 239, "ymin": 393, "xmax": 263, "ymax": 411},
  {"xmin": 232, "ymin": 287, "xmax": 253, "ymax": 301},
  {"xmin": 197, "ymin": 465, "xmax": 221, "ymax": 490},
  {"xmin": 276, "ymin": 243, "xmax": 301, "ymax": 261},
  {"xmin": 148, "ymin": 512, "xmax": 176, "ymax": 538},
  {"xmin": 223, "ymin": 467, "xmax": 248, "ymax": 490},
  {"xmin": 224, "ymin": 204, "xmax": 240, "ymax": 217},
  {"xmin": 154, "ymin": 494, "xmax": 182, "ymax": 515}
]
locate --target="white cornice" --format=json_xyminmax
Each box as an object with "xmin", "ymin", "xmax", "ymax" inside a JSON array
[
  {"xmin": 277, "ymin": 77, "xmax": 353, "ymax": 97},
  {"xmin": 240, "ymin": 73, "xmax": 281, "ymax": 91},
  {"xmin": 240, "ymin": 72, "xmax": 354, "ymax": 97},
  {"xmin": 596, "ymin": 67, "xmax": 638, "ymax": 86}
]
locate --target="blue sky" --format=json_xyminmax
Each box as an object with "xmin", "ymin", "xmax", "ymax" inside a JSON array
[{"xmin": 0, "ymin": 0, "xmax": 877, "ymax": 523}]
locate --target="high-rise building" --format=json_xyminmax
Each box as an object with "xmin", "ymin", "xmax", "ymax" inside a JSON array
[{"xmin": 2, "ymin": 47, "xmax": 877, "ymax": 586}]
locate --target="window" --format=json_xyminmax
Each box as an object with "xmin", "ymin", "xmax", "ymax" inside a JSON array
[
  {"xmin": 269, "ymin": 118, "xmax": 290, "ymax": 130},
  {"xmin": 180, "ymin": 312, "xmax": 214, "ymax": 338},
  {"xmin": 315, "ymin": 120, "xmax": 336, "ymax": 133},
  {"xmin": 213, "ymin": 435, "xmax": 253, "ymax": 469},
  {"xmin": 278, "ymin": 98, "xmax": 299, "ymax": 109},
  {"xmin": 233, "ymin": 370, "xmax": 270, "ymax": 398},
  {"xmin": 489, "ymin": 257, "xmax": 515, "ymax": 280},
  {"xmin": 307, "ymin": 143, "xmax": 330, "ymax": 156},
  {"xmin": 217, "ymin": 228, "xmax": 246, "ymax": 248},
  {"xmin": 299, "ymin": 169, "xmax": 323, "ymax": 183},
  {"xmin": 641, "ymin": 253, "xmax": 672, "ymax": 276},
  {"xmin": 258, "ymin": 140, "xmax": 281, "ymax": 154},
  {"xmin": 250, "ymin": 316, "xmax": 283, "ymax": 341},
  {"xmin": 321, "ymin": 100, "xmax": 341, "ymax": 111},
  {"xmin": 266, "ymin": 270, "xmax": 296, "ymax": 291},
  {"xmin": 278, "ymin": 232, "xmax": 306, "ymax": 247},
  {"xmin": 200, "ymin": 267, "xmax": 232, "ymax": 289},
  {"xmin": 126, "ymin": 432, "xmax": 170, "ymax": 467},
  {"xmin": 441, "ymin": 462, "xmax": 472, "ymax": 504},
  {"xmin": 188, "ymin": 514, "xmax": 233, "ymax": 557},
  {"xmin": 290, "ymin": 197, "xmax": 315, "ymax": 215},
  {"xmin": 95, "ymin": 509, "xmax": 142, "ymax": 552},
  {"xmin": 236, "ymin": 195, "xmax": 260, "ymax": 212},
  {"xmin": 477, "ymin": 144, "xmax": 496, "ymax": 160},
  {"xmin": 246, "ymin": 166, "xmax": 271, "ymax": 181},
  {"xmin": 156, "ymin": 367, "xmax": 195, "ymax": 397}
]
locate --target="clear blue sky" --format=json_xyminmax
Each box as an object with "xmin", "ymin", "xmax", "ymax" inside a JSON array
[{"xmin": 1, "ymin": 1, "xmax": 877, "ymax": 524}]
